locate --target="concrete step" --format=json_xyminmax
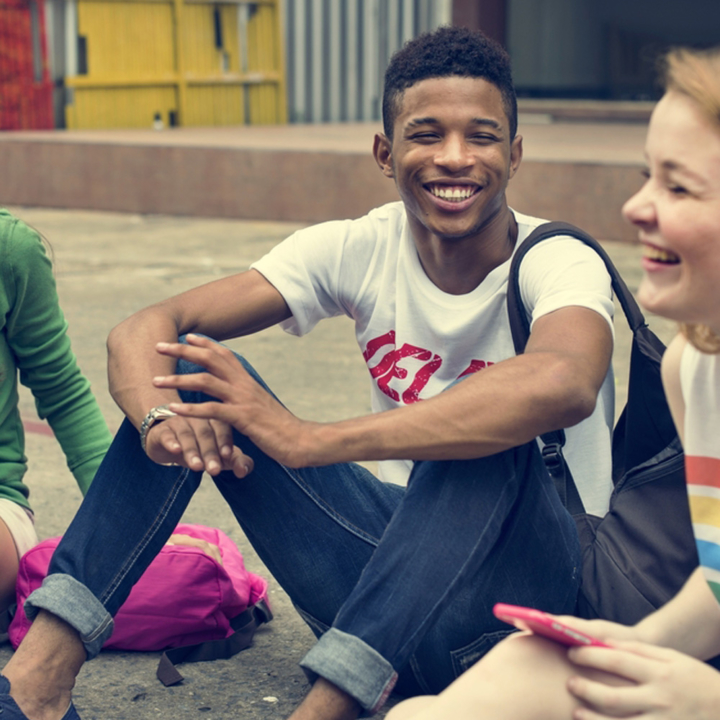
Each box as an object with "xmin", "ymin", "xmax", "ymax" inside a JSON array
[{"xmin": 0, "ymin": 118, "xmax": 649, "ymax": 242}]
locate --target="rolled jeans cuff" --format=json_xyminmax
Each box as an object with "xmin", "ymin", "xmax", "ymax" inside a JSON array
[
  {"xmin": 25, "ymin": 573, "xmax": 114, "ymax": 660},
  {"xmin": 300, "ymin": 628, "xmax": 398, "ymax": 714}
]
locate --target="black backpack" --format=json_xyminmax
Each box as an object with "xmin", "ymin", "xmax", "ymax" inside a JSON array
[{"xmin": 506, "ymin": 221, "xmax": 698, "ymax": 625}]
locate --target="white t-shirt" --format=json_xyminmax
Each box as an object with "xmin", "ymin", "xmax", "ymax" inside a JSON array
[
  {"xmin": 679, "ymin": 341, "xmax": 720, "ymax": 596},
  {"xmin": 252, "ymin": 202, "xmax": 615, "ymax": 516}
]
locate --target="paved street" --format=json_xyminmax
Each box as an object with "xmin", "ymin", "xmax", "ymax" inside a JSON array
[{"xmin": 2, "ymin": 206, "xmax": 676, "ymax": 719}]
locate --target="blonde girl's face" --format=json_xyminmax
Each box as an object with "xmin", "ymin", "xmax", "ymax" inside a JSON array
[{"xmin": 622, "ymin": 90, "xmax": 720, "ymax": 331}]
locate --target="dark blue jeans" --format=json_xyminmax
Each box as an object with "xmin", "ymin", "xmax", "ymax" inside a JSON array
[{"xmin": 26, "ymin": 351, "xmax": 581, "ymax": 713}]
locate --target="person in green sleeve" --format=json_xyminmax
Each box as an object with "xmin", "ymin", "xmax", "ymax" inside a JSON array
[{"xmin": 0, "ymin": 209, "xmax": 112, "ymax": 615}]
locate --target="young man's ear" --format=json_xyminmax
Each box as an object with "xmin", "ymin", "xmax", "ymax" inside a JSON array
[
  {"xmin": 509, "ymin": 134, "xmax": 523, "ymax": 180},
  {"xmin": 373, "ymin": 133, "xmax": 395, "ymax": 179}
]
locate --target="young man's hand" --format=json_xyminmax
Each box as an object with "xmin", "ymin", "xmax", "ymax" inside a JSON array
[
  {"xmin": 144, "ymin": 413, "xmax": 254, "ymax": 478},
  {"xmin": 151, "ymin": 334, "xmax": 315, "ymax": 469},
  {"xmin": 567, "ymin": 641, "xmax": 720, "ymax": 719}
]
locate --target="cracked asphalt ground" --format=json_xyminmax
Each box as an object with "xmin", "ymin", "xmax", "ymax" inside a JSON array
[{"xmin": 1, "ymin": 206, "xmax": 676, "ymax": 719}]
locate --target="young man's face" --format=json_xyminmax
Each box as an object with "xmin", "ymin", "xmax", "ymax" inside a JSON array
[{"xmin": 374, "ymin": 76, "xmax": 522, "ymax": 246}]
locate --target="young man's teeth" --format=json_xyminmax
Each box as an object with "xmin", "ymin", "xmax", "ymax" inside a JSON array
[
  {"xmin": 644, "ymin": 246, "xmax": 680, "ymax": 264},
  {"xmin": 430, "ymin": 186, "xmax": 475, "ymax": 201}
]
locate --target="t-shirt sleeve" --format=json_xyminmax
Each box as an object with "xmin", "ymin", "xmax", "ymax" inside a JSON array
[
  {"xmin": 6, "ymin": 222, "xmax": 112, "ymax": 494},
  {"xmin": 518, "ymin": 236, "xmax": 615, "ymax": 336},
  {"xmin": 251, "ymin": 217, "xmax": 377, "ymax": 336}
]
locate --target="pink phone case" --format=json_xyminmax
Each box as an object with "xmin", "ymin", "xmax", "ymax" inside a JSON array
[{"xmin": 493, "ymin": 603, "xmax": 609, "ymax": 648}]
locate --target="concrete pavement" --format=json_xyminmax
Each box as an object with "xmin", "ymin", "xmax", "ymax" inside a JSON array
[{"xmin": 1, "ymin": 205, "xmax": 677, "ymax": 719}]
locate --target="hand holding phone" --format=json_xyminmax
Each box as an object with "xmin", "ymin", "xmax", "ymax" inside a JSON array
[{"xmin": 493, "ymin": 603, "xmax": 609, "ymax": 648}]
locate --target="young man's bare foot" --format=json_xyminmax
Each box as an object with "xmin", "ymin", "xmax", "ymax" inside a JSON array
[
  {"xmin": 1, "ymin": 611, "xmax": 85, "ymax": 720},
  {"xmin": 288, "ymin": 678, "xmax": 361, "ymax": 720}
]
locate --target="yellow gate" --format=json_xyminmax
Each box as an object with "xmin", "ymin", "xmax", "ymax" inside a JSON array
[{"xmin": 65, "ymin": 0, "xmax": 286, "ymax": 129}]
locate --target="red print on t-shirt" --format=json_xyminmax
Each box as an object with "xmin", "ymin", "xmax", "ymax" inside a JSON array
[
  {"xmin": 457, "ymin": 359, "xmax": 493, "ymax": 377},
  {"xmin": 363, "ymin": 331, "xmax": 493, "ymax": 404}
]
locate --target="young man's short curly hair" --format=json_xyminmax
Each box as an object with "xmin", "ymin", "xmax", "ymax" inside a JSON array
[{"xmin": 382, "ymin": 26, "xmax": 517, "ymax": 141}]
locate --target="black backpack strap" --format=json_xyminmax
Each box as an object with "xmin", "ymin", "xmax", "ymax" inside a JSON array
[
  {"xmin": 506, "ymin": 221, "xmax": 648, "ymax": 515},
  {"xmin": 507, "ymin": 221, "xmax": 647, "ymax": 349},
  {"xmin": 540, "ymin": 436, "xmax": 583, "ymax": 512},
  {"xmin": 156, "ymin": 599, "xmax": 273, "ymax": 686}
]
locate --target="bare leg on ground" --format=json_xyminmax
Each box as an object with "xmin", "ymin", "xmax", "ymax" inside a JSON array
[
  {"xmin": 385, "ymin": 634, "xmax": 631, "ymax": 720},
  {"xmin": 0, "ymin": 518, "xmax": 20, "ymax": 614}
]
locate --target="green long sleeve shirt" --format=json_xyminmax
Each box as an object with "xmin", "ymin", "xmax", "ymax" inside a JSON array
[{"xmin": 0, "ymin": 209, "xmax": 112, "ymax": 510}]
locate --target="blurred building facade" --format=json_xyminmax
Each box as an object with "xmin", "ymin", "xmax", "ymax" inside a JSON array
[
  {"xmin": 45, "ymin": 0, "xmax": 285, "ymax": 129},
  {"xmin": 281, "ymin": 0, "xmax": 717, "ymax": 124},
  {"xmin": 1, "ymin": 0, "xmax": 716, "ymax": 130},
  {"xmin": 503, "ymin": 0, "xmax": 717, "ymax": 101},
  {"xmin": 283, "ymin": 1, "xmax": 451, "ymax": 123}
]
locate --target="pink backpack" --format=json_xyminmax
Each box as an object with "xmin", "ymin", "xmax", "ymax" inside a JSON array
[{"xmin": 9, "ymin": 524, "xmax": 272, "ymax": 685}]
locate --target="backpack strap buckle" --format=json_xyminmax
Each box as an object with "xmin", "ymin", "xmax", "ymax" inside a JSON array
[{"xmin": 541, "ymin": 442, "xmax": 564, "ymax": 469}]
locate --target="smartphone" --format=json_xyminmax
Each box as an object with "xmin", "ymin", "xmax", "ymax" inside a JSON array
[{"xmin": 493, "ymin": 603, "xmax": 609, "ymax": 648}]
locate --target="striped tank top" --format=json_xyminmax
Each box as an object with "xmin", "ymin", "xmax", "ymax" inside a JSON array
[{"xmin": 681, "ymin": 341, "xmax": 720, "ymax": 603}]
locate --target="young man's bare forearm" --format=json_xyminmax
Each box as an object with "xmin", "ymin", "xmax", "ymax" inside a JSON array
[
  {"xmin": 294, "ymin": 348, "xmax": 603, "ymax": 468},
  {"xmin": 107, "ymin": 307, "xmax": 185, "ymax": 428},
  {"xmin": 107, "ymin": 270, "xmax": 291, "ymax": 428},
  {"xmin": 151, "ymin": 306, "xmax": 611, "ymax": 469},
  {"xmin": 285, "ymin": 306, "xmax": 614, "ymax": 468}
]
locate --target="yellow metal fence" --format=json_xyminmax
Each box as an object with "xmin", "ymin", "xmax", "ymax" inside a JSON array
[{"xmin": 65, "ymin": 0, "xmax": 286, "ymax": 129}]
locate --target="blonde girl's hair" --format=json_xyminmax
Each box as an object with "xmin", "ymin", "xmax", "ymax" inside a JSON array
[
  {"xmin": 680, "ymin": 324, "xmax": 720, "ymax": 355},
  {"xmin": 664, "ymin": 47, "xmax": 720, "ymax": 353},
  {"xmin": 664, "ymin": 46, "xmax": 720, "ymax": 127}
]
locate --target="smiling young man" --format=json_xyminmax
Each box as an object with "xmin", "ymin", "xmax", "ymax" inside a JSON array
[{"xmin": 1, "ymin": 27, "xmax": 615, "ymax": 720}]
